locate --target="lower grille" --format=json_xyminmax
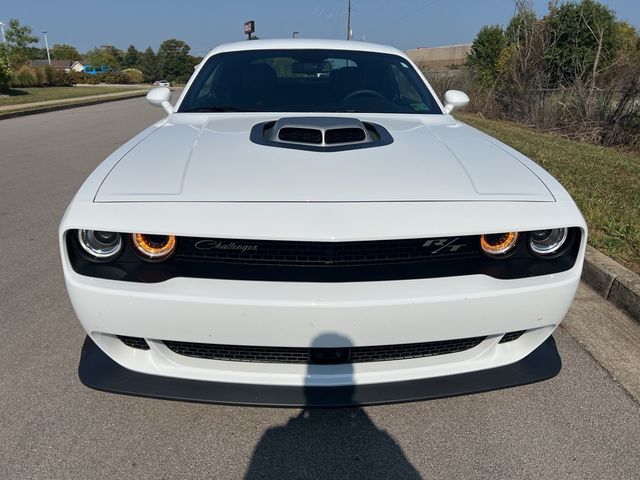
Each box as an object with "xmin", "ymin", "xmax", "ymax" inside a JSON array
[
  {"xmin": 118, "ymin": 336, "xmax": 150, "ymax": 350},
  {"xmin": 499, "ymin": 330, "xmax": 526, "ymax": 343},
  {"xmin": 163, "ymin": 336, "xmax": 486, "ymax": 364}
]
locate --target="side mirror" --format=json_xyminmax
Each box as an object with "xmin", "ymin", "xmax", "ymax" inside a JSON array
[
  {"xmin": 146, "ymin": 87, "xmax": 174, "ymax": 115},
  {"xmin": 443, "ymin": 90, "xmax": 469, "ymax": 114}
]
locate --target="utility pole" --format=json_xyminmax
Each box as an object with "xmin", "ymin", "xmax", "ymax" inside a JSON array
[
  {"xmin": 0, "ymin": 22, "xmax": 5, "ymax": 43},
  {"xmin": 347, "ymin": 0, "xmax": 352, "ymax": 40},
  {"xmin": 42, "ymin": 30, "xmax": 51, "ymax": 65}
]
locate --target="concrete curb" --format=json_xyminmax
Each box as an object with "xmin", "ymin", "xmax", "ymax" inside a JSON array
[
  {"xmin": 0, "ymin": 91, "xmax": 147, "ymax": 120},
  {"xmin": 582, "ymin": 245, "xmax": 640, "ymax": 322}
]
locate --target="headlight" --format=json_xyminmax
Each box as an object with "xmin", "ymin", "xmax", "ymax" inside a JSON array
[
  {"xmin": 77, "ymin": 230, "xmax": 123, "ymax": 259},
  {"xmin": 529, "ymin": 228, "xmax": 568, "ymax": 256},
  {"xmin": 480, "ymin": 232, "xmax": 519, "ymax": 256},
  {"xmin": 132, "ymin": 233, "xmax": 176, "ymax": 261}
]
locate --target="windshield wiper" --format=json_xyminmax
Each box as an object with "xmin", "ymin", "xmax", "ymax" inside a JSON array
[{"xmin": 181, "ymin": 106, "xmax": 256, "ymax": 113}]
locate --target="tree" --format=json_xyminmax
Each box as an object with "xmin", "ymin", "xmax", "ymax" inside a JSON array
[
  {"xmin": 158, "ymin": 38, "xmax": 192, "ymax": 82},
  {"xmin": 102, "ymin": 45, "xmax": 124, "ymax": 66},
  {"xmin": 616, "ymin": 21, "xmax": 640, "ymax": 64},
  {"xmin": 122, "ymin": 45, "xmax": 141, "ymax": 69},
  {"xmin": 546, "ymin": 0, "xmax": 621, "ymax": 86},
  {"xmin": 505, "ymin": 0, "xmax": 537, "ymax": 45},
  {"xmin": 466, "ymin": 25, "xmax": 506, "ymax": 87},
  {"xmin": 84, "ymin": 45, "xmax": 122, "ymax": 69},
  {"xmin": 4, "ymin": 18, "xmax": 39, "ymax": 66},
  {"xmin": 139, "ymin": 47, "xmax": 160, "ymax": 82},
  {"xmin": 0, "ymin": 46, "xmax": 11, "ymax": 92},
  {"xmin": 50, "ymin": 43, "xmax": 81, "ymax": 60}
]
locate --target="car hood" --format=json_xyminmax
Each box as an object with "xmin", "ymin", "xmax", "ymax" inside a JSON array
[{"xmin": 94, "ymin": 114, "xmax": 554, "ymax": 203}]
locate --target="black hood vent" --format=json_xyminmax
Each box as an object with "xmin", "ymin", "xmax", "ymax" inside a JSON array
[
  {"xmin": 325, "ymin": 128, "xmax": 367, "ymax": 144},
  {"xmin": 251, "ymin": 117, "xmax": 393, "ymax": 152},
  {"xmin": 278, "ymin": 127, "xmax": 323, "ymax": 144}
]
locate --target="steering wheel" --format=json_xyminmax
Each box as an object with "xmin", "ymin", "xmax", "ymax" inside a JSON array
[{"xmin": 342, "ymin": 89, "xmax": 386, "ymax": 101}]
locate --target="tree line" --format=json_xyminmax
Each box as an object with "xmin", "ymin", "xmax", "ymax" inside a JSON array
[
  {"xmin": 0, "ymin": 18, "xmax": 202, "ymax": 91},
  {"xmin": 438, "ymin": 0, "xmax": 640, "ymax": 150}
]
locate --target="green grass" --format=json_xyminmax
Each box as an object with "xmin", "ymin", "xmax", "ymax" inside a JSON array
[
  {"xmin": 457, "ymin": 113, "xmax": 640, "ymax": 274},
  {"xmin": 0, "ymin": 86, "xmax": 142, "ymax": 107}
]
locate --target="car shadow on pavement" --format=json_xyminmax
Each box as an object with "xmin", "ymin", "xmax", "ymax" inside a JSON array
[{"xmin": 244, "ymin": 334, "xmax": 422, "ymax": 480}]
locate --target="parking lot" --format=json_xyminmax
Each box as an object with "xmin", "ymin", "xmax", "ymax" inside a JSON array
[{"xmin": 1, "ymin": 98, "xmax": 639, "ymax": 479}]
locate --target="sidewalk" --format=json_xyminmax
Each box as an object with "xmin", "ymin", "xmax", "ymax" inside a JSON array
[{"xmin": 0, "ymin": 89, "xmax": 149, "ymax": 118}]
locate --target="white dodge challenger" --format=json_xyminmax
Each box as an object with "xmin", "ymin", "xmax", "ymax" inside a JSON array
[{"xmin": 60, "ymin": 39, "xmax": 587, "ymax": 406}]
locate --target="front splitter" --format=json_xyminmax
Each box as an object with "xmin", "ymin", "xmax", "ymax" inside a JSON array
[{"xmin": 78, "ymin": 336, "xmax": 561, "ymax": 407}]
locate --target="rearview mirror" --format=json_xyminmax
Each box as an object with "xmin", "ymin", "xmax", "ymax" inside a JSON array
[
  {"xmin": 146, "ymin": 87, "xmax": 173, "ymax": 114},
  {"xmin": 443, "ymin": 90, "xmax": 469, "ymax": 114},
  {"xmin": 292, "ymin": 61, "xmax": 331, "ymax": 75}
]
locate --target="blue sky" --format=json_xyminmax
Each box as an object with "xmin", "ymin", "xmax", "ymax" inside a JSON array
[{"xmin": 3, "ymin": 0, "xmax": 639, "ymax": 55}]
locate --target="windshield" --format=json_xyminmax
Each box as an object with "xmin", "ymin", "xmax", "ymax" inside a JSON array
[{"xmin": 178, "ymin": 49, "xmax": 441, "ymax": 114}]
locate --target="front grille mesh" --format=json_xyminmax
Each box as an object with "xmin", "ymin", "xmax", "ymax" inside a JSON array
[
  {"xmin": 177, "ymin": 236, "xmax": 479, "ymax": 267},
  {"xmin": 118, "ymin": 336, "xmax": 150, "ymax": 350},
  {"xmin": 499, "ymin": 330, "xmax": 527, "ymax": 343},
  {"xmin": 163, "ymin": 336, "xmax": 486, "ymax": 364}
]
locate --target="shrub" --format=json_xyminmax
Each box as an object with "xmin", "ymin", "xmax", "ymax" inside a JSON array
[
  {"xmin": 0, "ymin": 54, "xmax": 10, "ymax": 92},
  {"xmin": 69, "ymin": 71, "xmax": 90, "ymax": 84},
  {"xmin": 84, "ymin": 74, "xmax": 101, "ymax": 85},
  {"xmin": 35, "ymin": 67, "xmax": 48, "ymax": 85},
  {"xmin": 122, "ymin": 68, "xmax": 144, "ymax": 83},
  {"xmin": 11, "ymin": 65, "xmax": 39, "ymax": 87},
  {"xmin": 51, "ymin": 69, "xmax": 75, "ymax": 86}
]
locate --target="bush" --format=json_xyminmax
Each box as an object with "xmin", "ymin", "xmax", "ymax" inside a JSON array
[
  {"xmin": 11, "ymin": 65, "xmax": 39, "ymax": 87},
  {"xmin": 35, "ymin": 67, "xmax": 48, "ymax": 85},
  {"xmin": 69, "ymin": 71, "xmax": 90, "ymax": 84},
  {"xmin": 84, "ymin": 74, "xmax": 101, "ymax": 85},
  {"xmin": 122, "ymin": 68, "xmax": 144, "ymax": 83},
  {"xmin": 464, "ymin": 0, "xmax": 640, "ymax": 151},
  {"xmin": 101, "ymin": 72, "xmax": 128, "ymax": 84},
  {"xmin": 0, "ymin": 54, "xmax": 10, "ymax": 92},
  {"xmin": 50, "ymin": 69, "xmax": 75, "ymax": 86}
]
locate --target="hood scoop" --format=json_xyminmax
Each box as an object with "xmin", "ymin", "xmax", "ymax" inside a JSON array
[{"xmin": 250, "ymin": 117, "xmax": 393, "ymax": 152}]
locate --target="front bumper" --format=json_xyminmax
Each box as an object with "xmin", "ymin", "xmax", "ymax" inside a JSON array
[
  {"xmin": 79, "ymin": 334, "xmax": 561, "ymax": 407},
  {"xmin": 64, "ymin": 266, "xmax": 580, "ymax": 387}
]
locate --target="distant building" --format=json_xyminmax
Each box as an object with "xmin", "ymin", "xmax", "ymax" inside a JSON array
[
  {"xmin": 405, "ymin": 44, "xmax": 472, "ymax": 70},
  {"xmin": 30, "ymin": 59, "xmax": 74, "ymax": 70},
  {"xmin": 70, "ymin": 61, "xmax": 85, "ymax": 73}
]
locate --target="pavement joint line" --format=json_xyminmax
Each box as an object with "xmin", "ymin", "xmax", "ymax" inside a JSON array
[
  {"xmin": 560, "ymin": 322, "xmax": 640, "ymax": 406},
  {"xmin": 0, "ymin": 90, "xmax": 149, "ymax": 120},
  {"xmin": 560, "ymin": 321, "xmax": 640, "ymax": 405},
  {"xmin": 582, "ymin": 245, "xmax": 640, "ymax": 323}
]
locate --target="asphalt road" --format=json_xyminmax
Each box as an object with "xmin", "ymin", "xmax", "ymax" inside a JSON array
[{"xmin": 1, "ymin": 97, "xmax": 639, "ymax": 480}]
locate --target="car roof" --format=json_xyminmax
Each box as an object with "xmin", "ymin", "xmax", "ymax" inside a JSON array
[{"xmin": 203, "ymin": 39, "xmax": 406, "ymax": 61}]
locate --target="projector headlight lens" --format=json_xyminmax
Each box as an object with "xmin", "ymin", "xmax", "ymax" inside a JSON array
[
  {"xmin": 480, "ymin": 232, "xmax": 519, "ymax": 256},
  {"xmin": 132, "ymin": 233, "xmax": 176, "ymax": 261},
  {"xmin": 529, "ymin": 228, "xmax": 568, "ymax": 256},
  {"xmin": 77, "ymin": 230, "xmax": 123, "ymax": 259}
]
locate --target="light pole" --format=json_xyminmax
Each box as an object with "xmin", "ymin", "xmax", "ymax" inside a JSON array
[
  {"xmin": 42, "ymin": 30, "xmax": 51, "ymax": 65},
  {"xmin": 347, "ymin": 0, "xmax": 352, "ymax": 40}
]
